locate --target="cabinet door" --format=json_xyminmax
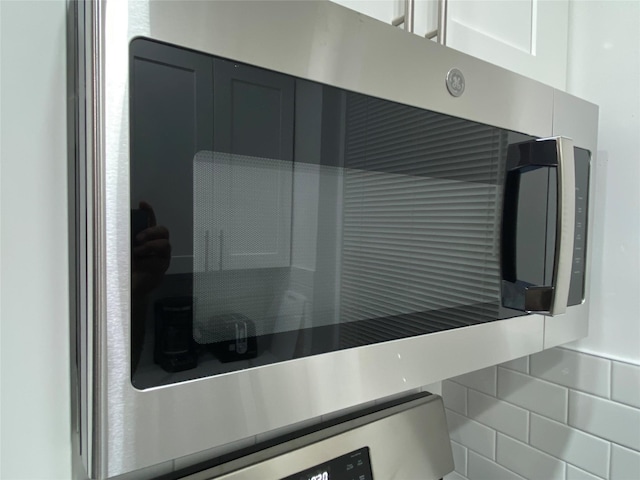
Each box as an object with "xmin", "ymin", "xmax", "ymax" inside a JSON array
[
  {"xmin": 444, "ymin": 0, "xmax": 569, "ymax": 89},
  {"xmin": 212, "ymin": 58, "xmax": 294, "ymax": 270},
  {"xmin": 130, "ymin": 39, "xmax": 214, "ymax": 274},
  {"xmin": 329, "ymin": 0, "xmax": 401, "ymax": 25}
]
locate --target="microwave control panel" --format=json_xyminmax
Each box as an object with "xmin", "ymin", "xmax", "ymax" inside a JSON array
[{"xmin": 568, "ymin": 148, "xmax": 591, "ymax": 306}]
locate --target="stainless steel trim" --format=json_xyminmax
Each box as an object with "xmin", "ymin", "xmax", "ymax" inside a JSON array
[
  {"xmin": 437, "ymin": 0, "xmax": 448, "ymax": 45},
  {"xmin": 425, "ymin": 29, "xmax": 438, "ymax": 40},
  {"xmin": 91, "ymin": 1, "xmax": 107, "ymax": 477},
  {"xmin": 71, "ymin": 0, "xmax": 98, "ymax": 477},
  {"xmin": 549, "ymin": 136, "xmax": 576, "ymax": 315},
  {"xmin": 391, "ymin": 15, "xmax": 405, "ymax": 27},
  {"xmin": 392, "ymin": 0, "xmax": 415, "ymax": 32},
  {"xmin": 544, "ymin": 91, "xmax": 598, "ymax": 347},
  {"xmin": 405, "ymin": 0, "xmax": 415, "ymax": 33},
  {"xmin": 68, "ymin": 1, "xmax": 85, "ymax": 477},
  {"xmin": 184, "ymin": 394, "xmax": 453, "ymax": 480}
]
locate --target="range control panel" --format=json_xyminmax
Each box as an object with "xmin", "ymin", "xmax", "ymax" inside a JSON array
[
  {"xmin": 192, "ymin": 394, "xmax": 453, "ymax": 480},
  {"xmin": 282, "ymin": 447, "xmax": 373, "ymax": 480}
]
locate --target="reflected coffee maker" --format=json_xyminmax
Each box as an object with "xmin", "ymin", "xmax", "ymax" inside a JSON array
[{"xmin": 154, "ymin": 297, "xmax": 198, "ymax": 372}]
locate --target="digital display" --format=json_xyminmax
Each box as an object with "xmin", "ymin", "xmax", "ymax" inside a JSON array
[
  {"xmin": 307, "ymin": 472, "xmax": 329, "ymax": 480},
  {"xmin": 282, "ymin": 447, "xmax": 373, "ymax": 480}
]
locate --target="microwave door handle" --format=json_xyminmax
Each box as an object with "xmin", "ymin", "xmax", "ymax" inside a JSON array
[
  {"xmin": 551, "ymin": 137, "xmax": 576, "ymax": 315},
  {"xmin": 501, "ymin": 137, "xmax": 575, "ymax": 315}
]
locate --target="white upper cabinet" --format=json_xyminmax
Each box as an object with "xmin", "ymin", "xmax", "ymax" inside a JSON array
[
  {"xmin": 209, "ymin": 59, "xmax": 295, "ymax": 271},
  {"xmin": 193, "ymin": 152, "xmax": 293, "ymax": 272},
  {"xmin": 329, "ymin": 0, "xmax": 439, "ymax": 37},
  {"xmin": 330, "ymin": 0, "xmax": 569, "ymax": 90},
  {"xmin": 130, "ymin": 40, "xmax": 214, "ymax": 275},
  {"xmin": 131, "ymin": 40, "xmax": 294, "ymax": 274},
  {"xmin": 329, "ymin": 0, "xmax": 402, "ymax": 25},
  {"xmin": 444, "ymin": 0, "xmax": 569, "ymax": 89}
]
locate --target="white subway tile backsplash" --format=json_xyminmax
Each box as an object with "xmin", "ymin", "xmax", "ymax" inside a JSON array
[
  {"xmin": 566, "ymin": 464, "xmax": 605, "ymax": 480},
  {"xmin": 443, "ymin": 380, "xmax": 468, "ymax": 415},
  {"xmin": 610, "ymin": 444, "xmax": 640, "ymax": 480},
  {"xmin": 611, "ymin": 361, "xmax": 640, "ymax": 409},
  {"xmin": 501, "ymin": 355, "xmax": 530, "ymax": 374},
  {"xmin": 497, "ymin": 433, "xmax": 566, "ymax": 480},
  {"xmin": 530, "ymin": 414, "xmax": 610, "ymax": 478},
  {"xmin": 467, "ymin": 451, "xmax": 525, "ymax": 480},
  {"xmin": 444, "ymin": 350, "xmax": 640, "ymax": 480},
  {"xmin": 451, "ymin": 366, "xmax": 497, "ymax": 396},
  {"xmin": 530, "ymin": 348, "xmax": 611, "ymax": 398},
  {"xmin": 446, "ymin": 409, "xmax": 496, "ymax": 460},
  {"xmin": 498, "ymin": 367, "xmax": 568, "ymax": 423},
  {"xmin": 569, "ymin": 391, "xmax": 640, "ymax": 451},
  {"xmin": 451, "ymin": 440, "xmax": 468, "ymax": 476},
  {"xmin": 468, "ymin": 390, "xmax": 529, "ymax": 442}
]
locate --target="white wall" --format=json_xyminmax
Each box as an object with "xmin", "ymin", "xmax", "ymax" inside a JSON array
[
  {"xmin": 0, "ymin": 1, "xmax": 71, "ymax": 478},
  {"xmin": 564, "ymin": 0, "xmax": 640, "ymax": 365}
]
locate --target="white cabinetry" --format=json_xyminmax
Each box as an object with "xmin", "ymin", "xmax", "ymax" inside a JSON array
[
  {"xmin": 132, "ymin": 43, "xmax": 295, "ymax": 274},
  {"xmin": 210, "ymin": 58, "xmax": 294, "ymax": 270},
  {"xmin": 131, "ymin": 40, "xmax": 213, "ymax": 275},
  {"xmin": 194, "ymin": 152, "xmax": 292, "ymax": 271},
  {"xmin": 330, "ymin": 0, "xmax": 569, "ymax": 90},
  {"xmin": 445, "ymin": 0, "xmax": 569, "ymax": 89},
  {"xmin": 329, "ymin": 0, "xmax": 440, "ymax": 38},
  {"xmin": 329, "ymin": 0, "xmax": 401, "ymax": 25}
]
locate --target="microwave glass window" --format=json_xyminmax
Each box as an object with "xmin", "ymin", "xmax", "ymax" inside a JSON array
[{"xmin": 129, "ymin": 38, "xmax": 554, "ymax": 388}]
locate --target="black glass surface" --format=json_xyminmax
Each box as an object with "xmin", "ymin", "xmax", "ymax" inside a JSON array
[
  {"xmin": 282, "ymin": 447, "xmax": 373, "ymax": 480},
  {"xmin": 128, "ymin": 38, "xmax": 567, "ymax": 388},
  {"xmin": 569, "ymin": 148, "xmax": 590, "ymax": 306}
]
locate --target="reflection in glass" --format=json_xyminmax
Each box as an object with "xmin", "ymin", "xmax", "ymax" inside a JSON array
[{"xmin": 129, "ymin": 38, "xmax": 515, "ymax": 388}]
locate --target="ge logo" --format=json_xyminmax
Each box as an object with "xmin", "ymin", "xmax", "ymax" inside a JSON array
[{"xmin": 446, "ymin": 68, "xmax": 465, "ymax": 97}]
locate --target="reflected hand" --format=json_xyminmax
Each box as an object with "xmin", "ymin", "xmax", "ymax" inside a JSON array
[{"xmin": 132, "ymin": 201, "xmax": 171, "ymax": 296}]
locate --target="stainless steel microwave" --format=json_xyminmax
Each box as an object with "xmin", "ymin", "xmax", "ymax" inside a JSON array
[{"xmin": 69, "ymin": 1, "xmax": 598, "ymax": 478}]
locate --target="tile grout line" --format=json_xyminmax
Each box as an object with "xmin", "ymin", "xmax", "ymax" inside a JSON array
[
  {"xmin": 449, "ymin": 381, "xmax": 492, "ymax": 403},
  {"xmin": 566, "ymin": 386, "xmax": 571, "ymax": 425},
  {"xmin": 463, "ymin": 443, "xmax": 468, "ymax": 477},
  {"xmin": 517, "ymin": 426, "xmax": 610, "ymax": 478},
  {"xmin": 463, "ymin": 385, "xmax": 468, "ymax": 417},
  {"xmin": 557, "ymin": 346, "xmax": 640, "ymax": 368},
  {"xmin": 607, "ymin": 359, "xmax": 613, "ymax": 400},
  {"xmin": 457, "ymin": 381, "xmax": 640, "ymax": 446}
]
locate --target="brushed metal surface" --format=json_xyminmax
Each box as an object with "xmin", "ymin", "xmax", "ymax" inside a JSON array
[
  {"xmin": 185, "ymin": 394, "xmax": 453, "ymax": 480},
  {"xmin": 550, "ymin": 136, "xmax": 576, "ymax": 315},
  {"xmin": 544, "ymin": 91, "xmax": 599, "ymax": 348},
  {"xmin": 127, "ymin": 0, "xmax": 554, "ymax": 137},
  {"xmin": 70, "ymin": 1, "xmax": 99, "ymax": 477},
  {"xmin": 79, "ymin": 1, "xmax": 597, "ymax": 477}
]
